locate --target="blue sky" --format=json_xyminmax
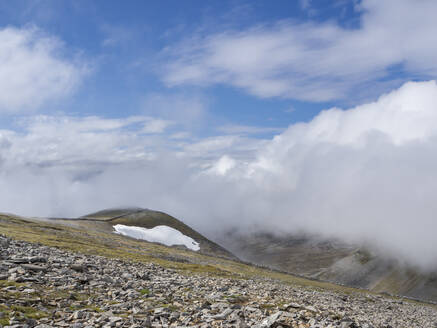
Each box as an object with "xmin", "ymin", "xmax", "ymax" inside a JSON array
[
  {"xmin": 1, "ymin": 0, "xmax": 433, "ymax": 134},
  {"xmin": 2, "ymin": 0, "xmax": 437, "ymax": 267},
  {"xmin": 1, "ymin": 0, "xmax": 435, "ymax": 136},
  {"xmin": 0, "ymin": 0, "xmax": 364, "ymax": 132}
]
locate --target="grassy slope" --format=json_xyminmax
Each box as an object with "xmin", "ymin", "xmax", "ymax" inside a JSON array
[
  {"xmin": 1, "ymin": 214, "xmax": 436, "ymax": 308},
  {"xmin": 82, "ymin": 208, "xmax": 144, "ymax": 219},
  {"xmin": 0, "ymin": 214, "xmax": 382, "ymax": 295},
  {"xmin": 80, "ymin": 208, "xmax": 236, "ymax": 260}
]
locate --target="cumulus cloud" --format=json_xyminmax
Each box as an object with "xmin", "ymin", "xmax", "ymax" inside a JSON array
[
  {"xmin": 162, "ymin": 0, "xmax": 437, "ymax": 102},
  {"xmin": 0, "ymin": 115, "xmax": 180, "ymax": 174},
  {"xmin": 2, "ymin": 81, "xmax": 437, "ymax": 269},
  {"xmin": 217, "ymin": 80, "xmax": 437, "ymax": 269},
  {"xmin": 0, "ymin": 27, "xmax": 85, "ymax": 113}
]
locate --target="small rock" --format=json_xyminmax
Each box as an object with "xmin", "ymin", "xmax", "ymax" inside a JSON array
[
  {"xmin": 21, "ymin": 264, "xmax": 47, "ymax": 272},
  {"xmin": 253, "ymin": 311, "xmax": 283, "ymax": 328},
  {"xmin": 212, "ymin": 308, "xmax": 233, "ymax": 320},
  {"xmin": 71, "ymin": 264, "xmax": 85, "ymax": 272}
]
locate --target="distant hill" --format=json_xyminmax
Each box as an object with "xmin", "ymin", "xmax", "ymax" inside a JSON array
[
  {"xmin": 69, "ymin": 208, "xmax": 237, "ymax": 260},
  {"xmin": 218, "ymin": 231, "xmax": 437, "ymax": 303}
]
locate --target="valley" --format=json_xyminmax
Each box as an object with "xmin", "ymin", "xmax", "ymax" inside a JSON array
[{"xmin": 220, "ymin": 231, "xmax": 437, "ymax": 303}]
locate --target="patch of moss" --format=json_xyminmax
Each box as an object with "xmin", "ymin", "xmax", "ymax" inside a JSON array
[
  {"xmin": 0, "ymin": 280, "xmax": 25, "ymax": 288},
  {"xmin": 140, "ymin": 288, "xmax": 150, "ymax": 295},
  {"xmin": 162, "ymin": 304, "xmax": 179, "ymax": 312},
  {"xmin": 10, "ymin": 305, "xmax": 48, "ymax": 319},
  {"xmin": 85, "ymin": 305, "xmax": 104, "ymax": 313}
]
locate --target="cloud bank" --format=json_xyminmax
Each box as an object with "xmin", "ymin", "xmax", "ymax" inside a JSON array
[
  {"xmin": 162, "ymin": 0, "xmax": 437, "ymax": 102},
  {"xmin": 2, "ymin": 81, "xmax": 437, "ymax": 269}
]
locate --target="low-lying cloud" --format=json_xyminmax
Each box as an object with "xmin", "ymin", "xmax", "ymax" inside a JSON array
[{"xmin": 2, "ymin": 81, "xmax": 437, "ymax": 269}]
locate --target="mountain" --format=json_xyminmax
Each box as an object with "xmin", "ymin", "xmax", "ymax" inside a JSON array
[
  {"xmin": 2, "ymin": 208, "xmax": 437, "ymax": 303},
  {"xmin": 218, "ymin": 231, "xmax": 437, "ymax": 303},
  {"xmin": 0, "ymin": 211, "xmax": 436, "ymax": 327},
  {"xmin": 53, "ymin": 207, "xmax": 237, "ymax": 260}
]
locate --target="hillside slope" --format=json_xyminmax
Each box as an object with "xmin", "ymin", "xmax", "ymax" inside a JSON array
[
  {"xmin": 51, "ymin": 208, "xmax": 237, "ymax": 260},
  {"xmin": 219, "ymin": 231, "xmax": 437, "ymax": 303},
  {"xmin": 0, "ymin": 213, "xmax": 436, "ymax": 327}
]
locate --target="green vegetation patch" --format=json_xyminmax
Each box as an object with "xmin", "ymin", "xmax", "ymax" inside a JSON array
[{"xmin": 140, "ymin": 288, "xmax": 150, "ymax": 295}]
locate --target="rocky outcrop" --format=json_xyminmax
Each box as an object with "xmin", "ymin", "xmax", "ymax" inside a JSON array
[{"xmin": 0, "ymin": 234, "xmax": 436, "ymax": 327}]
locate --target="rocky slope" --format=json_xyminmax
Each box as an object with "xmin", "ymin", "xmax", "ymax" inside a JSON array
[
  {"xmin": 218, "ymin": 232, "xmax": 437, "ymax": 303},
  {"xmin": 1, "ymin": 234, "xmax": 436, "ymax": 328},
  {"xmin": 217, "ymin": 232, "xmax": 356, "ymax": 277}
]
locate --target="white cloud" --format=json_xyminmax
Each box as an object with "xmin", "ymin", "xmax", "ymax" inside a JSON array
[
  {"xmin": 227, "ymin": 80, "xmax": 437, "ymax": 269},
  {"xmin": 183, "ymin": 135, "xmax": 266, "ymax": 163},
  {"xmin": 0, "ymin": 113, "xmax": 264, "ymax": 173},
  {"xmin": 208, "ymin": 155, "xmax": 236, "ymax": 176},
  {"xmin": 162, "ymin": 0, "xmax": 437, "ymax": 102},
  {"xmin": 2, "ymin": 82, "xmax": 437, "ymax": 269},
  {"xmin": 4, "ymin": 115, "xmax": 164, "ymax": 168},
  {"xmin": 0, "ymin": 27, "xmax": 85, "ymax": 113},
  {"xmin": 142, "ymin": 118, "xmax": 173, "ymax": 134}
]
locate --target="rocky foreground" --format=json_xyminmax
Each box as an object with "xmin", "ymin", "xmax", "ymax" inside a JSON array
[{"xmin": 0, "ymin": 235, "xmax": 436, "ymax": 328}]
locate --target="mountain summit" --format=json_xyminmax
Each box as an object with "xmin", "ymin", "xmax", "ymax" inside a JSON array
[{"xmin": 64, "ymin": 207, "xmax": 237, "ymax": 260}]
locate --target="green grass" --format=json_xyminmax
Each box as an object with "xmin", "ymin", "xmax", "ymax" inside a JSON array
[
  {"xmin": 0, "ymin": 318, "xmax": 9, "ymax": 326},
  {"xmin": 140, "ymin": 288, "xmax": 150, "ymax": 295},
  {"xmin": 0, "ymin": 280, "xmax": 25, "ymax": 288},
  {"xmin": 0, "ymin": 303, "xmax": 49, "ymax": 324},
  {"xmin": 1, "ymin": 214, "xmax": 436, "ymax": 310},
  {"xmin": 10, "ymin": 305, "xmax": 48, "ymax": 319}
]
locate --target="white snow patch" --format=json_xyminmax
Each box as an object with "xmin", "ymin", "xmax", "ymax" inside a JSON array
[{"xmin": 113, "ymin": 224, "xmax": 200, "ymax": 251}]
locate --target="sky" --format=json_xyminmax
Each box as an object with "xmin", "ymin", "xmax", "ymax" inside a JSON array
[{"xmin": 1, "ymin": 0, "xmax": 437, "ymax": 269}]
